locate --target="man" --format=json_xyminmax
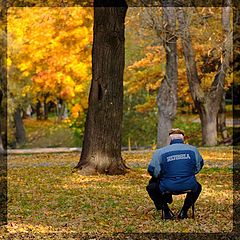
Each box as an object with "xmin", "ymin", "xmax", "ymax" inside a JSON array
[{"xmin": 146, "ymin": 128, "xmax": 204, "ymax": 220}]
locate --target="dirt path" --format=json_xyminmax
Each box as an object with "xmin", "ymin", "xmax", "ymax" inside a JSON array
[
  {"xmin": 192, "ymin": 117, "xmax": 239, "ymax": 127},
  {"xmin": 7, "ymin": 147, "xmax": 82, "ymax": 154}
]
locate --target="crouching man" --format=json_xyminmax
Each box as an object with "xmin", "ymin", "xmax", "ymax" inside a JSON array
[{"xmin": 146, "ymin": 128, "xmax": 204, "ymax": 220}]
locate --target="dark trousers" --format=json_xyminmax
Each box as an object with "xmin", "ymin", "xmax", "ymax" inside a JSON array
[{"xmin": 146, "ymin": 178, "xmax": 202, "ymax": 211}]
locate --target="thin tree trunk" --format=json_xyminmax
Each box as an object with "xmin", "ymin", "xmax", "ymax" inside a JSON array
[
  {"xmin": 21, "ymin": 109, "xmax": 27, "ymax": 119},
  {"xmin": 75, "ymin": 1, "xmax": 128, "ymax": 175},
  {"xmin": 36, "ymin": 99, "xmax": 42, "ymax": 120},
  {"xmin": 14, "ymin": 107, "xmax": 26, "ymax": 146},
  {"xmin": 56, "ymin": 99, "xmax": 65, "ymax": 122},
  {"xmin": 43, "ymin": 95, "xmax": 48, "ymax": 120},
  {"xmin": 157, "ymin": 112, "xmax": 173, "ymax": 146},
  {"xmin": 157, "ymin": 2, "xmax": 178, "ymax": 147},
  {"xmin": 0, "ymin": 121, "xmax": 4, "ymax": 152}
]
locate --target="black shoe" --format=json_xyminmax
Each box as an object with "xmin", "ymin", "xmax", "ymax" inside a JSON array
[
  {"xmin": 178, "ymin": 209, "xmax": 188, "ymax": 219},
  {"xmin": 163, "ymin": 208, "xmax": 175, "ymax": 220}
]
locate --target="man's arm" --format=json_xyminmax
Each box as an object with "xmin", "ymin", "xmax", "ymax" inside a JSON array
[
  {"xmin": 194, "ymin": 148, "xmax": 204, "ymax": 174},
  {"xmin": 147, "ymin": 151, "xmax": 161, "ymax": 178}
]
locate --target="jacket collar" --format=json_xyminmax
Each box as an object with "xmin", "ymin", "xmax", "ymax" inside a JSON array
[{"xmin": 170, "ymin": 139, "xmax": 184, "ymax": 145}]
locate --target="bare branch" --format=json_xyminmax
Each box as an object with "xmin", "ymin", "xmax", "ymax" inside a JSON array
[{"xmin": 211, "ymin": 0, "xmax": 232, "ymax": 92}]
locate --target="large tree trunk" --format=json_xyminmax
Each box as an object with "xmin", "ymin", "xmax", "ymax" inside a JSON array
[
  {"xmin": 0, "ymin": 21, "xmax": 7, "ymax": 152},
  {"xmin": 177, "ymin": 3, "xmax": 231, "ymax": 146},
  {"xmin": 198, "ymin": 101, "xmax": 218, "ymax": 146},
  {"xmin": 14, "ymin": 107, "xmax": 26, "ymax": 146},
  {"xmin": 75, "ymin": 1, "xmax": 128, "ymax": 175},
  {"xmin": 157, "ymin": 2, "xmax": 178, "ymax": 147},
  {"xmin": 0, "ymin": 3, "xmax": 7, "ymax": 226},
  {"xmin": 0, "ymin": 89, "xmax": 4, "ymax": 151}
]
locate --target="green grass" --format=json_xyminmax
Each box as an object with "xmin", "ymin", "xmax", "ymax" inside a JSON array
[
  {"xmin": 19, "ymin": 113, "xmax": 234, "ymax": 149},
  {"xmin": 22, "ymin": 118, "xmax": 82, "ymax": 149},
  {"xmin": 5, "ymin": 150, "xmax": 233, "ymax": 238},
  {"xmin": 201, "ymin": 167, "xmax": 232, "ymax": 174},
  {"xmin": 173, "ymin": 114, "xmax": 202, "ymax": 146}
]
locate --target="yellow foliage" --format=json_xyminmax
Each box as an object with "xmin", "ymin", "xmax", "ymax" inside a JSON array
[
  {"xmin": 18, "ymin": 62, "xmax": 32, "ymax": 72},
  {"xmin": 81, "ymin": 97, "xmax": 89, "ymax": 109},
  {"xmin": 71, "ymin": 103, "xmax": 83, "ymax": 118},
  {"xmin": 7, "ymin": 7, "xmax": 93, "ymax": 112},
  {"xmin": 75, "ymin": 84, "xmax": 84, "ymax": 93},
  {"xmin": 22, "ymin": 71, "xmax": 30, "ymax": 77},
  {"xmin": 135, "ymin": 97, "xmax": 156, "ymax": 113},
  {"xmin": 7, "ymin": 57, "xmax": 12, "ymax": 66}
]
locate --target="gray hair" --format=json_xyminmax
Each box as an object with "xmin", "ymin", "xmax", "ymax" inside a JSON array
[{"xmin": 169, "ymin": 133, "xmax": 184, "ymax": 141}]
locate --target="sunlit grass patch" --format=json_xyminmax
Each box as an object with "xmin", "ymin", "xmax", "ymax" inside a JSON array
[
  {"xmin": 23, "ymin": 118, "xmax": 79, "ymax": 149},
  {"xmin": 7, "ymin": 150, "xmax": 233, "ymax": 237}
]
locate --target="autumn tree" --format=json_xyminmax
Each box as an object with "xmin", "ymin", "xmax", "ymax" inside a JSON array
[
  {"xmin": 177, "ymin": 2, "xmax": 232, "ymax": 146},
  {"xmin": 146, "ymin": 3, "xmax": 178, "ymax": 147},
  {"xmin": 7, "ymin": 7, "xmax": 93, "ymax": 146},
  {"xmin": 122, "ymin": 8, "xmax": 160, "ymax": 149},
  {"xmin": 75, "ymin": 1, "xmax": 128, "ymax": 175},
  {"xmin": 125, "ymin": 5, "xmax": 178, "ymax": 147},
  {"xmin": 0, "ymin": 3, "xmax": 7, "ymax": 151},
  {"xmin": 157, "ymin": 5, "xmax": 178, "ymax": 147}
]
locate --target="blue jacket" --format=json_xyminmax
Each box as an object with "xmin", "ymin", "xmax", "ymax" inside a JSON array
[{"xmin": 147, "ymin": 139, "xmax": 204, "ymax": 193}]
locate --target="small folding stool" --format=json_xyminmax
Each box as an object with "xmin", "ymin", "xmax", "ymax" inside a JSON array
[{"xmin": 161, "ymin": 189, "xmax": 195, "ymax": 220}]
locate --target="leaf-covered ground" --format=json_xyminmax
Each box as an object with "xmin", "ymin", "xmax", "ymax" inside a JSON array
[{"xmin": 3, "ymin": 147, "xmax": 234, "ymax": 238}]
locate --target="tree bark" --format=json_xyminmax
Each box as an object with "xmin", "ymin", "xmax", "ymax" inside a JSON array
[
  {"xmin": 0, "ymin": 89, "xmax": 4, "ymax": 151},
  {"xmin": 157, "ymin": 110, "xmax": 173, "ymax": 146},
  {"xmin": 0, "ymin": 15, "xmax": 7, "ymax": 152},
  {"xmin": 14, "ymin": 107, "xmax": 26, "ymax": 146},
  {"xmin": 198, "ymin": 100, "xmax": 218, "ymax": 146},
  {"xmin": 56, "ymin": 99, "xmax": 65, "ymax": 122},
  {"xmin": 157, "ymin": 3, "xmax": 178, "ymax": 147},
  {"xmin": 177, "ymin": 3, "xmax": 231, "ymax": 146},
  {"xmin": 0, "ymin": 3, "xmax": 7, "ymax": 225},
  {"xmin": 0, "ymin": 124, "xmax": 3, "ymax": 152},
  {"xmin": 0, "ymin": 118, "xmax": 3, "ymax": 152},
  {"xmin": 75, "ymin": 1, "xmax": 128, "ymax": 175}
]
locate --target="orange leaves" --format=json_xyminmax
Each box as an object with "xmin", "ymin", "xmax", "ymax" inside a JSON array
[
  {"xmin": 127, "ymin": 46, "xmax": 164, "ymax": 72},
  {"xmin": 125, "ymin": 45, "xmax": 165, "ymax": 99},
  {"xmin": 135, "ymin": 97, "xmax": 156, "ymax": 113},
  {"xmin": 128, "ymin": 52, "xmax": 154, "ymax": 70},
  {"xmin": 71, "ymin": 104, "xmax": 83, "ymax": 118}
]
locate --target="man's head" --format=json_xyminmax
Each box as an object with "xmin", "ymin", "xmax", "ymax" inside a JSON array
[{"xmin": 169, "ymin": 128, "xmax": 185, "ymax": 141}]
